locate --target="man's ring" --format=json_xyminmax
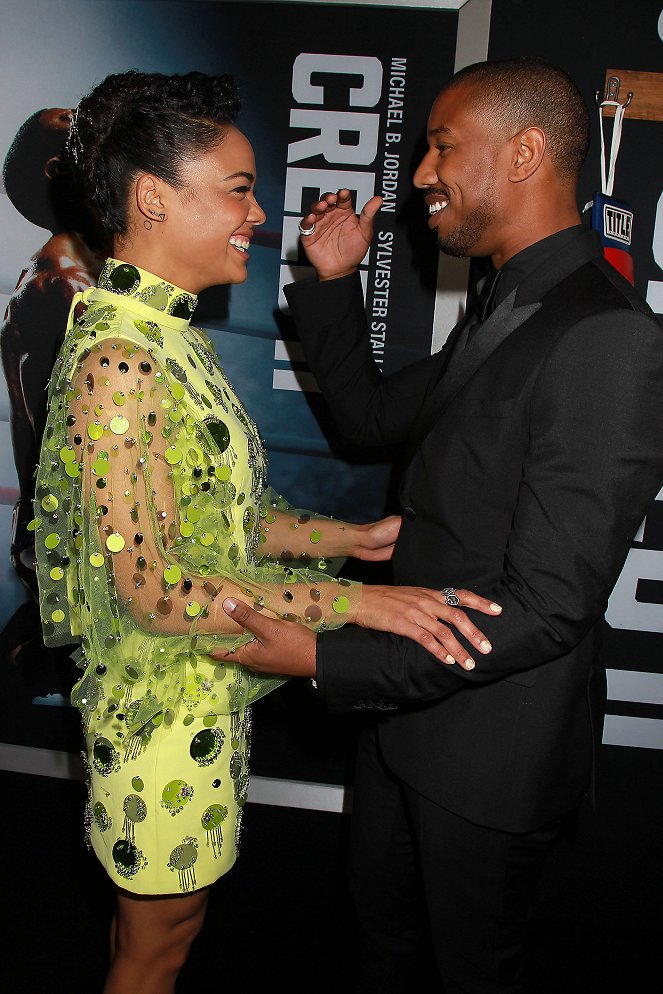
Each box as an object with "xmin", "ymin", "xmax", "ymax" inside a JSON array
[
  {"xmin": 298, "ymin": 221, "xmax": 316, "ymax": 236},
  {"xmin": 441, "ymin": 587, "xmax": 460, "ymax": 607}
]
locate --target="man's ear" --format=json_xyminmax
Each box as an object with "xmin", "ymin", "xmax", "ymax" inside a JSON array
[
  {"xmin": 508, "ymin": 127, "xmax": 546, "ymax": 183},
  {"xmin": 135, "ymin": 173, "xmax": 167, "ymax": 222}
]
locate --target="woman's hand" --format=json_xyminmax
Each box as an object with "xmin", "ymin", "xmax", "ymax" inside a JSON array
[
  {"xmin": 349, "ymin": 515, "xmax": 402, "ymax": 562},
  {"xmin": 299, "ymin": 188, "xmax": 383, "ymax": 280},
  {"xmin": 352, "ymin": 586, "xmax": 502, "ymax": 671}
]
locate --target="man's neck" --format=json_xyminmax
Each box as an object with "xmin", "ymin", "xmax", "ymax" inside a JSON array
[{"xmin": 491, "ymin": 204, "xmax": 582, "ymax": 270}]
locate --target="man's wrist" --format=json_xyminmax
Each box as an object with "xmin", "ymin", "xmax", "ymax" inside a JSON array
[{"xmin": 317, "ymin": 267, "xmax": 358, "ymax": 282}]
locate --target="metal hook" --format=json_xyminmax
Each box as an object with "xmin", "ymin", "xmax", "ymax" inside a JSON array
[{"xmin": 595, "ymin": 75, "xmax": 633, "ymax": 108}]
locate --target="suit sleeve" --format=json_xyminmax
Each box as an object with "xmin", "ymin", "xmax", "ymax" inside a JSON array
[
  {"xmin": 316, "ymin": 309, "xmax": 663, "ymax": 711},
  {"xmin": 284, "ymin": 273, "xmax": 443, "ymax": 446}
]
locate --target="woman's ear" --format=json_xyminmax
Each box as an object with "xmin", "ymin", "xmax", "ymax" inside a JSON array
[
  {"xmin": 135, "ymin": 173, "xmax": 167, "ymax": 223},
  {"xmin": 44, "ymin": 154, "xmax": 62, "ymax": 180},
  {"xmin": 508, "ymin": 127, "xmax": 546, "ymax": 183}
]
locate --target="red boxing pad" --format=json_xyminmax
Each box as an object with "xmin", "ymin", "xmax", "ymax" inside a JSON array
[{"xmin": 603, "ymin": 246, "xmax": 635, "ymax": 285}]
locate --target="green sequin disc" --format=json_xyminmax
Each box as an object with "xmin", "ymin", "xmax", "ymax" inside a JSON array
[
  {"xmin": 161, "ymin": 779, "xmax": 192, "ymax": 812},
  {"xmin": 149, "ymin": 286, "xmax": 170, "ymax": 310},
  {"xmin": 310, "ymin": 529, "xmax": 322, "ymax": 544},
  {"xmin": 109, "ymin": 263, "xmax": 140, "ymax": 292},
  {"xmin": 164, "ymin": 564, "xmax": 182, "ymax": 585},
  {"xmin": 44, "ymin": 533, "xmax": 61, "ymax": 550},
  {"xmin": 106, "ymin": 533, "xmax": 125, "ymax": 553},
  {"xmin": 59, "ymin": 446, "xmax": 77, "ymax": 464},
  {"xmin": 332, "ymin": 595, "xmax": 351, "ymax": 614},
  {"xmin": 41, "ymin": 494, "xmax": 58, "ymax": 512},
  {"xmin": 65, "ymin": 462, "xmax": 80, "ymax": 478},
  {"xmin": 165, "ymin": 446, "xmax": 183, "ymax": 465},
  {"xmin": 185, "ymin": 601, "xmax": 201, "ymax": 618},
  {"xmin": 51, "ymin": 609, "xmax": 65, "ymax": 623},
  {"xmin": 180, "ymin": 521, "xmax": 195, "ymax": 538},
  {"xmin": 90, "ymin": 553, "xmax": 105, "ymax": 567},
  {"xmin": 207, "ymin": 420, "xmax": 230, "ymax": 453},
  {"xmin": 110, "ymin": 416, "xmax": 130, "ymax": 435},
  {"xmin": 50, "ymin": 567, "xmax": 64, "ymax": 581},
  {"xmin": 87, "ymin": 422, "xmax": 104, "ymax": 441},
  {"xmin": 113, "ymin": 391, "xmax": 126, "ymax": 407},
  {"xmin": 199, "ymin": 532, "xmax": 215, "ymax": 547},
  {"xmin": 216, "ymin": 465, "xmax": 231, "ymax": 481},
  {"xmin": 201, "ymin": 804, "xmax": 227, "ymax": 830}
]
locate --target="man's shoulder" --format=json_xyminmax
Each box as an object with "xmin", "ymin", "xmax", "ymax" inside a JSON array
[{"xmin": 556, "ymin": 255, "xmax": 658, "ymax": 325}]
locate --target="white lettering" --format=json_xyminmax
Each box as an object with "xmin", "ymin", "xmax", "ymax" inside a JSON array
[
  {"xmin": 292, "ymin": 53, "xmax": 382, "ymax": 107},
  {"xmin": 646, "ymin": 187, "xmax": 663, "ymax": 313},
  {"xmin": 288, "ymin": 109, "xmax": 380, "ymax": 165}
]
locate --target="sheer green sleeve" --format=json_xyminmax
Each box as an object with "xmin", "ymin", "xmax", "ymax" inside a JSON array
[{"xmin": 35, "ymin": 305, "xmax": 359, "ymax": 731}]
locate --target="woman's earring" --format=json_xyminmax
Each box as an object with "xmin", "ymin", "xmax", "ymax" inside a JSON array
[{"xmin": 144, "ymin": 219, "xmax": 153, "ymax": 230}]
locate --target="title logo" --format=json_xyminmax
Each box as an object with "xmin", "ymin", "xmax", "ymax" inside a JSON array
[{"xmin": 603, "ymin": 204, "xmax": 633, "ymax": 245}]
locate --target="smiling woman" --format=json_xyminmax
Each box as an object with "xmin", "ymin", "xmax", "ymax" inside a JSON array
[{"xmin": 33, "ymin": 70, "xmax": 364, "ymax": 994}]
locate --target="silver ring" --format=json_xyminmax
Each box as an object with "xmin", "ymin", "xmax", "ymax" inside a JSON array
[
  {"xmin": 441, "ymin": 587, "xmax": 460, "ymax": 607},
  {"xmin": 298, "ymin": 221, "xmax": 316, "ymax": 236}
]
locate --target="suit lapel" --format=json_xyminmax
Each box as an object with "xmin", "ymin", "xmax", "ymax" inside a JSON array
[
  {"xmin": 406, "ymin": 229, "xmax": 604, "ymax": 456},
  {"xmin": 408, "ymin": 291, "xmax": 540, "ymax": 452},
  {"xmin": 431, "ymin": 291, "xmax": 540, "ymax": 410}
]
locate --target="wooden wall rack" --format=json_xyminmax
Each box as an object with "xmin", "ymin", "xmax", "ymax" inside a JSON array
[{"xmin": 599, "ymin": 70, "xmax": 663, "ymax": 121}]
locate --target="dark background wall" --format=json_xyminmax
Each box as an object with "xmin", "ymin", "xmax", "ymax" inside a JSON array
[{"xmin": 486, "ymin": 3, "xmax": 663, "ymax": 990}]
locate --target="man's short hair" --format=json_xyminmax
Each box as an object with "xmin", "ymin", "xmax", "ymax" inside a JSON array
[
  {"xmin": 447, "ymin": 59, "xmax": 590, "ymax": 181},
  {"xmin": 3, "ymin": 110, "xmax": 66, "ymax": 230}
]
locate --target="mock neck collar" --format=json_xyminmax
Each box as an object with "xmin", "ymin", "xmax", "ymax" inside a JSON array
[{"xmin": 98, "ymin": 258, "xmax": 198, "ymax": 321}]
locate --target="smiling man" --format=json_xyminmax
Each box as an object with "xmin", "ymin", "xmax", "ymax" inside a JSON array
[{"xmin": 215, "ymin": 59, "xmax": 663, "ymax": 992}]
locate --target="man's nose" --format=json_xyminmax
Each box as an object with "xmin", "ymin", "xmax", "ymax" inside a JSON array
[{"xmin": 413, "ymin": 150, "xmax": 438, "ymax": 189}]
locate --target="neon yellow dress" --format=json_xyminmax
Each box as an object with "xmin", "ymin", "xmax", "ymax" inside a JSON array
[{"xmin": 34, "ymin": 259, "xmax": 360, "ymax": 894}]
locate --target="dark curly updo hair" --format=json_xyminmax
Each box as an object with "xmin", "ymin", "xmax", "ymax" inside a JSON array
[{"xmin": 69, "ymin": 71, "xmax": 241, "ymax": 236}]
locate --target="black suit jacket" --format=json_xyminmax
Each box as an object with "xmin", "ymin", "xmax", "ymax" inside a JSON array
[{"xmin": 284, "ymin": 230, "xmax": 663, "ymax": 832}]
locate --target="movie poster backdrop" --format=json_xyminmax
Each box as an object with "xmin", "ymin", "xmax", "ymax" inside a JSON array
[{"xmin": 2, "ymin": 0, "xmax": 662, "ymax": 788}]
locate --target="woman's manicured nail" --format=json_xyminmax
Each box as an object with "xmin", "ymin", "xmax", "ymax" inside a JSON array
[{"xmin": 490, "ymin": 603, "xmax": 502, "ymax": 613}]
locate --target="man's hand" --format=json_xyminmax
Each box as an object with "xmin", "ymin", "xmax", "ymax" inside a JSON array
[
  {"xmin": 209, "ymin": 599, "xmax": 317, "ymax": 677},
  {"xmin": 299, "ymin": 188, "xmax": 383, "ymax": 280},
  {"xmin": 351, "ymin": 515, "xmax": 401, "ymax": 562}
]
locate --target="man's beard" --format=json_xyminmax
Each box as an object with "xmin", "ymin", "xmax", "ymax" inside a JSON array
[{"xmin": 436, "ymin": 202, "xmax": 495, "ymax": 258}]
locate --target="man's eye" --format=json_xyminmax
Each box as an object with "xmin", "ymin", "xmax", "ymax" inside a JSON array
[{"xmin": 232, "ymin": 186, "xmax": 251, "ymax": 195}]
